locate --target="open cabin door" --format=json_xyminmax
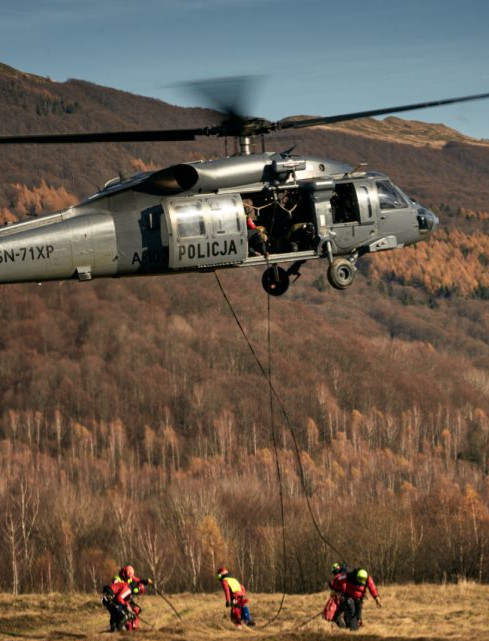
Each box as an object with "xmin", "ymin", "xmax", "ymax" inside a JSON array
[{"xmin": 330, "ymin": 181, "xmax": 377, "ymax": 251}]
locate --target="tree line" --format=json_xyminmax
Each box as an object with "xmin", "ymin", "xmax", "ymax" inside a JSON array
[{"xmin": 1, "ymin": 401, "xmax": 489, "ymax": 594}]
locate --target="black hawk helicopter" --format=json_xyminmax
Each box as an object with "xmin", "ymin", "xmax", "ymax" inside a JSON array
[{"xmin": 0, "ymin": 86, "xmax": 488, "ymax": 295}]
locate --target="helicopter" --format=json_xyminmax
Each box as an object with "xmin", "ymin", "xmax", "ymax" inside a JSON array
[{"xmin": 0, "ymin": 88, "xmax": 488, "ymax": 296}]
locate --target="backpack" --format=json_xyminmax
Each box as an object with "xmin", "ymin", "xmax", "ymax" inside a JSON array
[{"xmin": 323, "ymin": 594, "xmax": 341, "ymax": 622}]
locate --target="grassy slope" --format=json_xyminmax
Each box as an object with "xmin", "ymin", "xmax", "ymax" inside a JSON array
[{"xmin": 1, "ymin": 584, "xmax": 488, "ymax": 641}]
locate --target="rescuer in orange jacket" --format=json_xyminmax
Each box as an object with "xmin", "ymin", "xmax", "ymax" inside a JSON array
[
  {"xmin": 217, "ymin": 566, "xmax": 255, "ymax": 627},
  {"xmin": 329, "ymin": 568, "xmax": 382, "ymax": 630}
]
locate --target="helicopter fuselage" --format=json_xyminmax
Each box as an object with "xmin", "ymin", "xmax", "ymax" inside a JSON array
[{"xmin": 0, "ymin": 152, "xmax": 438, "ymax": 295}]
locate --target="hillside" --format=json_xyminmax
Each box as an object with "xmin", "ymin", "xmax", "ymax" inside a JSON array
[
  {"xmin": 0, "ymin": 63, "xmax": 489, "ymax": 595},
  {"xmin": 325, "ymin": 115, "xmax": 489, "ymax": 148}
]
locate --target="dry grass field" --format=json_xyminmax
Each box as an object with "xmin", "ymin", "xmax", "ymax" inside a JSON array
[{"xmin": 0, "ymin": 583, "xmax": 488, "ymax": 641}]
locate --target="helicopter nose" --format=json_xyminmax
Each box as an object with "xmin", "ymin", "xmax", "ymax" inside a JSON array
[{"xmin": 417, "ymin": 207, "xmax": 439, "ymax": 235}]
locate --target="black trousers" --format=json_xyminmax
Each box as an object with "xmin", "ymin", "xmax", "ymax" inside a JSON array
[
  {"xmin": 102, "ymin": 599, "xmax": 127, "ymax": 631},
  {"xmin": 343, "ymin": 596, "xmax": 363, "ymax": 631}
]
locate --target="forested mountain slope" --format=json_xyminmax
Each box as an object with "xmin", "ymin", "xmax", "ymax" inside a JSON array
[{"xmin": 1, "ymin": 62, "xmax": 489, "ymax": 594}]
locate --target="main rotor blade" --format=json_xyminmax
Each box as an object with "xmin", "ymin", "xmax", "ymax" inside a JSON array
[
  {"xmin": 1, "ymin": 90, "xmax": 487, "ymax": 145},
  {"xmin": 0, "ymin": 128, "xmax": 207, "ymax": 144},
  {"xmin": 172, "ymin": 75, "xmax": 263, "ymax": 120},
  {"xmin": 176, "ymin": 76, "xmax": 249, "ymax": 117},
  {"xmin": 277, "ymin": 91, "xmax": 489, "ymax": 130}
]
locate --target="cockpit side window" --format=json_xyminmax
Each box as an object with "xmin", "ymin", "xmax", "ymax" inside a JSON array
[{"xmin": 376, "ymin": 181, "xmax": 408, "ymax": 210}]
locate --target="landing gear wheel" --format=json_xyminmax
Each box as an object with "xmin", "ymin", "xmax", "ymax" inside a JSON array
[
  {"xmin": 262, "ymin": 266, "xmax": 290, "ymax": 296},
  {"xmin": 327, "ymin": 258, "xmax": 356, "ymax": 290}
]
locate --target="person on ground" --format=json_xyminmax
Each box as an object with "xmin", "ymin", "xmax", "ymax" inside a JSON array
[
  {"xmin": 116, "ymin": 564, "xmax": 153, "ymax": 598},
  {"xmin": 103, "ymin": 564, "xmax": 153, "ymax": 631},
  {"xmin": 217, "ymin": 566, "xmax": 255, "ymax": 627},
  {"xmin": 329, "ymin": 567, "xmax": 381, "ymax": 630},
  {"xmin": 325, "ymin": 561, "xmax": 349, "ymax": 627},
  {"xmin": 102, "ymin": 576, "xmax": 136, "ymax": 632}
]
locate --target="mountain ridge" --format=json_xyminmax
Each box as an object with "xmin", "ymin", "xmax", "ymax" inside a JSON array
[{"xmin": 324, "ymin": 115, "xmax": 489, "ymax": 148}]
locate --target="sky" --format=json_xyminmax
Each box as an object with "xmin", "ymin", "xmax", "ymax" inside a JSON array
[{"xmin": 1, "ymin": 0, "xmax": 489, "ymax": 139}]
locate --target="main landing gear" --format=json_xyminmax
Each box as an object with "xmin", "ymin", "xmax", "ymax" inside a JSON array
[
  {"xmin": 261, "ymin": 256, "xmax": 357, "ymax": 296},
  {"xmin": 327, "ymin": 257, "xmax": 357, "ymax": 290}
]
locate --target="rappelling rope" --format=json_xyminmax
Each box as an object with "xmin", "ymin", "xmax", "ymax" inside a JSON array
[
  {"xmin": 258, "ymin": 279, "xmax": 287, "ymax": 629},
  {"xmin": 295, "ymin": 609, "xmax": 324, "ymax": 629},
  {"xmin": 153, "ymin": 586, "xmax": 183, "ymax": 621},
  {"xmin": 214, "ymin": 272, "xmax": 349, "ymax": 564}
]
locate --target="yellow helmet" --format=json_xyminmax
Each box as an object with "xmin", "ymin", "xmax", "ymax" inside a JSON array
[{"xmin": 356, "ymin": 569, "xmax": 368, "ymax": 585}]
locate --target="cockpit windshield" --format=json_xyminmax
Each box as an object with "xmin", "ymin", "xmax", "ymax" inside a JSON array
[{"xmin": 376, "ymin": 181, "xmax": 408, "ymax": 210}]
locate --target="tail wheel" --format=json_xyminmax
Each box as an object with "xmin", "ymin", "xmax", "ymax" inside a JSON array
[
  {"xmin": 327, "ymin": 258, "xmax": 356, "ymax": 290},
  {"xmin": 262, "ymin": 266, "xmax": 290, "ymax": 296}
]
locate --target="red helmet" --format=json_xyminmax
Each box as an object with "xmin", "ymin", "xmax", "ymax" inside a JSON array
[
  {"xmin": 216, "ymin": 566, "xmax": 228, "ymax": 580},
  {"xmin": 120, "ymin": 565, "xmax": 135, "ymax": 581}
]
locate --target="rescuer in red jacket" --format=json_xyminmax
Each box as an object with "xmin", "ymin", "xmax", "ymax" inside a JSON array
[
  {"xmin": 325, "ymin": 562, "xmax": 350, "ymax": 627},
  {"xmin": 217, "ymin": 566, "xmax": 255, "ymax": 627},
  {"xmin": 118, "ymin": 565, "xmax": 152, "ymax": 598},
  {"xmin": 329, "ymin": 568, "xmax": 382, "ymax": 630},
  {"xmin": 102, "ymin": 577, "xmax": 135, "ymax": 632},
  {"xmin": 103, "ymin": 565, "xmax": 152, "ymax": 631}
]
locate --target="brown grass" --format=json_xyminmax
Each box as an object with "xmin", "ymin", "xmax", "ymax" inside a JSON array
[{"xmin": 0, "ymin": 584, "xmax": 487, "ymax": 641}]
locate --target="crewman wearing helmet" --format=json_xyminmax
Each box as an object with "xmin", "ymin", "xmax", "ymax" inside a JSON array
[
  {"xmin": 216, "ymin": 566, "xmax": 255, "ymax": 627},
  {"xmin": 325, "ymin": 562, "xmax": 350, "ymax": 627},
  {"xmin": 329, "ymin": 567, "xmax": 381, "ymax": 630},
  {"xmin": 102, "ymin": 575, "xmax": 134, "ymax": 632},
  {"xmin": 331, "ymin": 561, "xmax": 348, "ymax": 577},
  {"xmin": 118, "ymin": 565, "xmax": 152, "ymax": 596},
  {"xmin": 243, "ymin": 199, "xmax": 268, "ymax": 257},
  {"xmin": 104, "ymin": 565, "xmax": 153, "ymax": 631}
]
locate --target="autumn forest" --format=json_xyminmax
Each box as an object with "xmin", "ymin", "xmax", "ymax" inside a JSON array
[{"xmin": 1, "ymin": 62, "xmax": 489, "ymax": 596}]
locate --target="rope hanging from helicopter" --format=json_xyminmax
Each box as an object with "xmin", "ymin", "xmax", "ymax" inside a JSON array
[
  {"xmin": 261, "ymin": 285, "xmax": 287, "ymax": 627},
  {"xmin": 215, "ymin": 269, "xmax": 287, "ymax": 628},
  {"xmin": 214, "ymin": 271, "xmax": 350, "ymax": 623}
]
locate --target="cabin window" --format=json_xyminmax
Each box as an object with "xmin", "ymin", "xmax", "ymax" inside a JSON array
[
  {"xmin": 212, "ymin": 212, "xmax": 241, "ymax": 235},
  {"xmin": 376, "ymin": 181, "xmax": 408, "ymax": 210},
  {"xmin": 209, "ymin": 198, "xmax": 241, "ymax": 235},
  {"xmin": 176, "ymin": 209, "xmax": 205, "ymax": 238}
]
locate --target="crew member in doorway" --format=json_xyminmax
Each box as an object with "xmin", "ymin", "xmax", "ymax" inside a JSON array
[
  {"xmin": 287, "ymin": 221, "xmax": 316, "ymax": 251},
  {"xmin": 329, "ymin": 567, "xmax": 381, "ymax": 630},
  {"xmin": 217, "ymin": 566, "xmax": 255, "ymax": 627},
  {"xmin": 244, "ymin": 199, "xmax": 268, "ymax": 257}
]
